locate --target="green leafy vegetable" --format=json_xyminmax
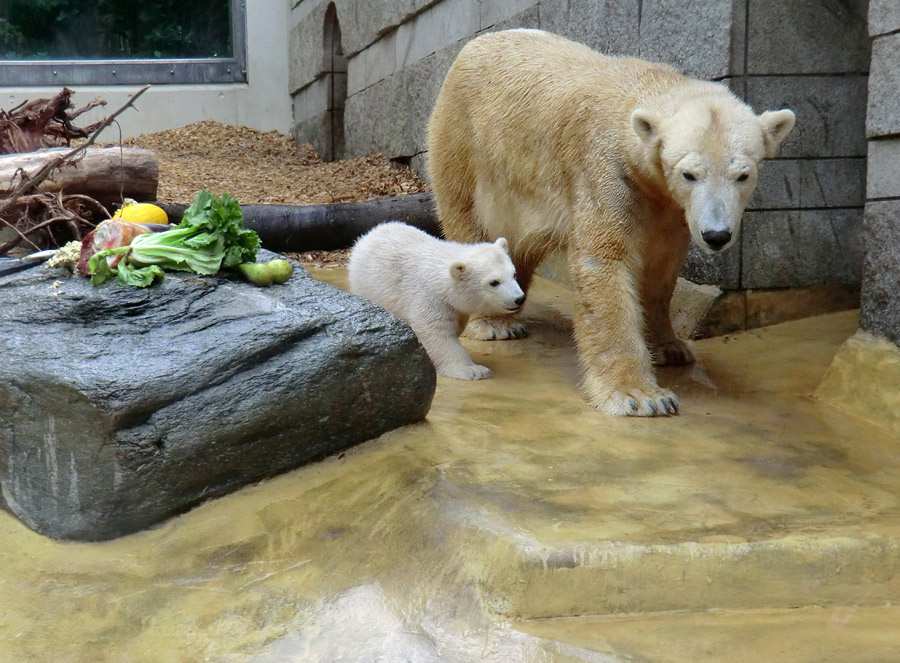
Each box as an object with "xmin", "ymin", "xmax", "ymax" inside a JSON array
[{"xmin": 89, "ymin": 190, "xmax": 260, "ymax": 287}]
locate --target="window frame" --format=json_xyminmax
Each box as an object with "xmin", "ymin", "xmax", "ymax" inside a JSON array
[{"xmin": 0, "ymin": 0, "xmax": 247, "ymax": 86}]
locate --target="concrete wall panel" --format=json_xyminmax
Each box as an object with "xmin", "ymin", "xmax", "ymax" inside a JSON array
[
  {"xmin": 869, "ymin": 0, "xmax": 900, "ymax": 37},
  {"xmin": 746, "ymin": 76, "xmax": 869, "ymax": 159},
  {"xmin": 860, "ymin": 200, "xmax": 900, "ymax": 344},
  {"xmin": 867, "ymin": 33, "xmax": 900, "ymax": 138},
  {"xmin": 747, "ymin": 0, "xmax": 869, "ymax": 74}
]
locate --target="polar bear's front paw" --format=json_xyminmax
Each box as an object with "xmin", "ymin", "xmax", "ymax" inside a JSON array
[
  {"xmin": 651, "ymin": 338, "xmax": 696, "ymax": 366},
  {"xmin": 586, "ymin": 379, "xmax": 679, "ymax": 417},
  {"xmin": 463, "ymin": 316, "xmax": 528, "ymax": 341},
  {"xmin": 439, "ymin": 362, "xmax": 494, "ymax": 380}
]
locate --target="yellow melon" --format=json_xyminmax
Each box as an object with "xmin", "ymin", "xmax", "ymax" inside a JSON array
[{"xmin": 113, "ymin": 202, "xmax": 169, "ymax": 225}]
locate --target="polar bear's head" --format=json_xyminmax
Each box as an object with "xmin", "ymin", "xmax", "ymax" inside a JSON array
[
  {"xmin": 631, "ymin": 99, "xmax": 795, "ymax": 253},
  {"xmin": 449, "ymin": 238, "xmax": 525, "ymax": 315}
]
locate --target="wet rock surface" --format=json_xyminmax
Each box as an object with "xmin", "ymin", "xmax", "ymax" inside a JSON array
[{"xmin": 0, "ymin": 252, "xmax": 435, "ymax": 541}]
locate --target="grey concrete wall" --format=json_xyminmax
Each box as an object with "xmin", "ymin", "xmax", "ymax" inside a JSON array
[
  {"xmin": 860, "ymin": 1, "xmax": 900, "ymax": 345},
  {"xmin": 290, "ymin": 0, "xmax": 871, "ymax": 293}
]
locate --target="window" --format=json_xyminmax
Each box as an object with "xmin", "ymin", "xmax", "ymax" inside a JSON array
[{"xmin": 0, "ymin": 0, "xmax": 247, "ymax": 85}]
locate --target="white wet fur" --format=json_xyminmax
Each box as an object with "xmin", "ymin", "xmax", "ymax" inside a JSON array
[{"xmin": 349, "ymin": 222, "xmax": 524, "ymax": 380}]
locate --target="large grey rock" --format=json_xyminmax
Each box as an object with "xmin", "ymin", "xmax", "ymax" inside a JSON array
[
  {"xmin": 681, "ymin": 242, "xmax": 741, "ymax": 290},
  {"xmin": 861, "ymin": 201, "xmax": 900, "ymax": 345},
  {"xmin": 0, "ymin": 253, "xmax": 435, "ymax": 541},
  {"xmin": 867, "ymin": 34, "xmax": 900, "ymax": 139}
]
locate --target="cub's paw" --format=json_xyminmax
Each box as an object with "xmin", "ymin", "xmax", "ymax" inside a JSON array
[
  {"xmin": 651, "ymin": 338, "xmax": 696, "ymax": 366},
  {"xmin": 439, "ymin": 363, "xmax": 493, "ymax": 381},
  {"xmin": 463, "ymin": 316, "xmax": 528, "ymax": 341},
  {"xmin": 586, "ymin": 379, "xmax": 679, "ymax": 417}
]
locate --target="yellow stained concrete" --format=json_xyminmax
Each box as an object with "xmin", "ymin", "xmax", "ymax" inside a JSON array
[
  {"xmin": 1, "ymin": 271, "xmax": 898, "ymax": 662},
  {"xmin": 518, "ymin": 605, "xmax": 900, "ymax": 663},
  {"xmin": 816, "ymin": 329, "xmax": 900, "ymax": 436}
]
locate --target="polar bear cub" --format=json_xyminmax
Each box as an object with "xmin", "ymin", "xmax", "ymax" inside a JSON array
[{"xmin": 349, "ymin": 222, "xmax": 525, "ymax": 380}]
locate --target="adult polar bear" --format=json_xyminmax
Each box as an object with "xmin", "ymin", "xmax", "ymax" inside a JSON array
[{"xmin": 426, "ymin": 29, "xmax": 795, "ymax": 417}]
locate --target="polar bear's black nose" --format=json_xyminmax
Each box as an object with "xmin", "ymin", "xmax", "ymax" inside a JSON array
[
  {"xmin": 701, "ymin": 229, "xmax": 732, "ymax": 251},
  {"xmin": 515, "ymin": 295, "xmax": 526, "ymax": 306}
]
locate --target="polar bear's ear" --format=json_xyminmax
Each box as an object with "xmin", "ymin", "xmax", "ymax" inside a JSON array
[
  {"xmin": 495, "ymin": 238, "xmax": 509, "ymax": 252},
  {"xmin": 758, "ymin": 109, "xmax": 796, "ymax": 158},
  {"xmin": 631, "ymin": 108, "xmax": 661, "ymax": 144},
  {"xmin": 450, "ymin": 261, "xmax": 467, "ymax": 280}
]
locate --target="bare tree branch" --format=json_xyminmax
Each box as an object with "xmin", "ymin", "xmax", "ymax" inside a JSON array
[{"xmin": 0, "ymin": 84, "xmax": 150, "ymax": 222}]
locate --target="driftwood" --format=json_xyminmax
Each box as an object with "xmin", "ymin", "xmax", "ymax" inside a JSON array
[
  {"xmin": 0, "ymin": 147, "xmax": 158, "ymax": 209},
  {"xmin": 0, "ymin": 192, "xmax": 105, "ymax": 254},
  {"xmin": 0, "ymin": 87, "xmax": 106, "ymax": 155},
  {"xmin": 158, "ymin": 192, "xmax": 440, "ymax": 252},
  {"xmin": 0, "ymin": 85, "xmax": 150, "ymax": 254}
]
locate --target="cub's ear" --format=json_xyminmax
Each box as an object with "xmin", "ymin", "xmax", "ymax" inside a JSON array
[
  {"xmin": 450, "ymin": 261, "xmax": 467, "ymax": 280},
  {"xmin": 758, "ymin": 109, "xmax": 795, "ymax": 158},
  {"xmin": 631, "ymin": 108, "xmax": 662, "ymax": 143},
  {"xmin": 494, "ymin": 237, "xmax": 509, "ymax": 252}
]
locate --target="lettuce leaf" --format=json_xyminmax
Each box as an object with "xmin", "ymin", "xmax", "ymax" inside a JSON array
[
  {"xmin": 115, "ymin": 261, "xmax": 166, "ymax": 287},
  {"xmin": 88, "ymin": 190, "xmax": 260, "ymax": 287}
]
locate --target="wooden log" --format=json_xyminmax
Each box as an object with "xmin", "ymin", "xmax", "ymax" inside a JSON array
[
  {"xmin": 158, "ymin": 192, "xmax": 440, "ymax": 252},
  {"xmin": 0, "ymin": 146, "xmax": 158, "ymax": 209}
]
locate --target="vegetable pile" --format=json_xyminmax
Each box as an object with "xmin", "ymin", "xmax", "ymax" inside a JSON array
[{"xmin": 88, "ymin": 190, "xmax": 260, "ymax": 287}]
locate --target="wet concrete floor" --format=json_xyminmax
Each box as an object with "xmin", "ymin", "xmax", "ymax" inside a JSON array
[{"xmin": 1, "ymin": 271, "xmax": 899, "ymax": 662}]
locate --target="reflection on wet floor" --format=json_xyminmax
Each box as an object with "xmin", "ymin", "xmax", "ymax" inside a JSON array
[{"xmin": 1, "ymin": 271, "xmax": 899, "ymax": 662}]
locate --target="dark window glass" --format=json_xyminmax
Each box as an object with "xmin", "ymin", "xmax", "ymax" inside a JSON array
[{"xmin": 0, "ymin": 0, "xmax": 232, "ymax": 61}]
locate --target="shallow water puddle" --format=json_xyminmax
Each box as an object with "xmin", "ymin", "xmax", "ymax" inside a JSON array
[{"xmin": 1, "ymin": 271, "xmax": 897, "ymax": 662}]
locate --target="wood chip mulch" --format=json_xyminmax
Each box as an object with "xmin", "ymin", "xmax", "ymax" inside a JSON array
[
  {"xmin": 122, "ymin": 120, "xmax": 430, "ymax": 269},
  {"xmin": 123, "ymin": 120, "xmax": 429, "ymax": 207}
]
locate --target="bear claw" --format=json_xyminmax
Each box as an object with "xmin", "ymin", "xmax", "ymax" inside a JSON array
[
  {"xmin": 591, "ymin": 385, "xmax": 680, "ymax": 417},
  {"xmin": 651, "ymin": 339, "xmax": 696, "ymax": 366}
]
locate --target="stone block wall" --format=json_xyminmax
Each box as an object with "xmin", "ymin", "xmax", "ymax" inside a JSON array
[
  {"xmin": 290, "ymin": 0, "xmax": 871, "ymax": 295},
  {"xmin": 860, "ymin": 1, "xmax": 900, "ymax": 345},
  {"xmin": 685, "ymin": 0, "xmax": 870, "ymax": 290}
]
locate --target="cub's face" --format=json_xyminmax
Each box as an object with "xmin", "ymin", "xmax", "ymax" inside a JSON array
[
  {"xmin": 632, "ymin": 102, "xmax": 795, "ymax": 252},
  {"xmin": 450, "ymin": 238, "xmax": 525, "ymax": 315}
]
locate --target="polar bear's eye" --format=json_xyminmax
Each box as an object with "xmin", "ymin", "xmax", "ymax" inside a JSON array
[
  {"xmin": 489, "ymin": 280, "xmax": 500, "ymax": 287},
  {"xmin": 682, "ymin": 172, "xmax": 697, "ymax": 182},
  {"xmin": 736, "ymin": 173, "xmax": 749, "ymax": 182}
]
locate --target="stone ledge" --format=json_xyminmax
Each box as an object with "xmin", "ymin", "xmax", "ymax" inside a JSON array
[
  {"xmin": 435, "ymin": 478, "xmax": 900, "ymax": 619},
  {"xmin": 518, "ymin": 605, "xmax": 900, "ymax": 661},
  {"xmin": 696, "ymin": 284, "xmax": 860, "ymax": 338}
]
